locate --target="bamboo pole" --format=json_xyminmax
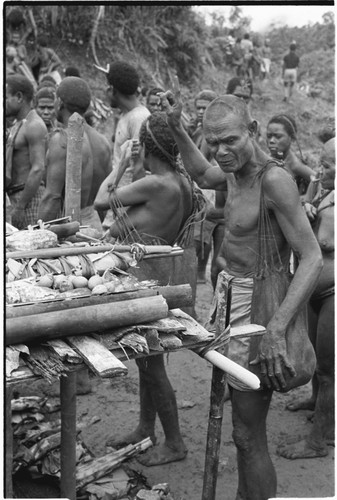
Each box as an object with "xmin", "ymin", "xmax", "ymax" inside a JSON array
[
  {"xmin": 6, "ymin": 295, "xmax": 169, "ymax": 346},
  {"xmin": 201, "ymin": 285, "xmax": 232, "ymax": 500},
  {"xmin": 60, "ymin": 371, "xmax": 77, "ymax": 500},
  {"xmin": 64, "ymin": 112, "xmax": 84, "ymax": 223},
  {"xmin": 6, "ymin": 284, "xmax": 192, "ymax": 319},
  {"xmin": 6, "ymin": 244, "xmax": 177, "ymax": 260}
]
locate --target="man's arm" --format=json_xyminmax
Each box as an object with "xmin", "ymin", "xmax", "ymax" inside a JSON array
[
  {"xmin": 15, "ymin": 121, "xmax": 47, "ymax": 210},
  {"xmin": 286, "ymin": 154, "xmax": 315, "ymax": 182},
  {"xmin": 95, "ymin": 176, "xmax": 155, "ymax": 212},
  {"xmin": 160, "ymin": 79, "xmax": 227, "ymax": 190},
  {"xmin": 48, "ymin": 48, "xmax": 62, "ymax": 71},
  {"xmin": 253, "ymin": 167, "xmax": 323, "ymax": 389},
  {"xmin": 38, "ymin": 133, "xmax": 66, "ymax": 221}
]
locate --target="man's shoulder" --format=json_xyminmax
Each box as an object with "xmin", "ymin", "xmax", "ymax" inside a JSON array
[
  {"xmin": 24, "ymin": 111, "xmax": 48, "ymax": 137},
  {"xmin": 128, "ymin": 105, "xmax": 150, "ymax": 120},
  {"xmin": 262, "ymin": 164, "xmax": 297, "ymax": 197}
]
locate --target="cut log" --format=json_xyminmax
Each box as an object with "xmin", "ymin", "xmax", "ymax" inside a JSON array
[
  {"xmin": 6, "ymin": 284, "xmax": 192, "ymax": 318},
  {"xmin": 76, "ymin": 437, "xmax": 153, "ymax": 490},
  {"xmin": 66, "ymin": 336, "xmax": 128, "ymax": 377},
  {"xmin": 6, "ymin": 295, "xmax": 169, "ymax": 346},
  {"xmin": 46, "ymin": 339, "xmax": 83, "ymax": 364}
]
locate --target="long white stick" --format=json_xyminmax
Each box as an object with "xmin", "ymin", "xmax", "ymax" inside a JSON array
[{"xmin": 204, "ymin": 350, "xmax": 261, "ymax": 390}]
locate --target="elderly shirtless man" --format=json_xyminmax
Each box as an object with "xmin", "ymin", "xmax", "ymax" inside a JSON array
[
  {"xmin": 95, "ymin": 112, "xmax": 203, "ymax": 466},
  {"xmin": 6, "ymin": 75, "xmax": 48, "ymax": 229},
  {"xmin": 38, "ymin": 77, "xmax": 111, "ymax": 233},
  {"xmin": 159, "ymin": 79, "xmax": 322, "ymax": 499}
]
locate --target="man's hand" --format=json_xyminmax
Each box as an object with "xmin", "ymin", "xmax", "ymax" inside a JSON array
[
  {"xmin": 250, "ymin": 322, "xmax": 296, "ymax": 391},
  {"xmin": 159, "ymin": 75, "xmax": 183, "ymax": 130},
  {"xmin": 303, "ymin": 202, "xmax": 317, "ymax": 221}
]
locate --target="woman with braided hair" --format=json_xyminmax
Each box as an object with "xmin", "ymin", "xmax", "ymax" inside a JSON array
[
  {"xmin": 266, "ymin": 114, "xmax": 315, "ymax": 194},
  {"xmin": 94, "ymin": 112, "xmax": 205, "ymax": 465}
]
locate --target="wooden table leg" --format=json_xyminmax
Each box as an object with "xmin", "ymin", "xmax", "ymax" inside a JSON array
[
  {"xmin": 5, "ymin": 385, "xmax": 13, "ymax": 498},
  {"xmin": 60, "ymin": 371, "xmax": 77, "ymax": 500}
]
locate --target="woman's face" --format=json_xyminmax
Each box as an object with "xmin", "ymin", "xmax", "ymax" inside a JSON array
[{"xmin": 266, "ymin": 122, "xmax": 292, "ymax": 158}]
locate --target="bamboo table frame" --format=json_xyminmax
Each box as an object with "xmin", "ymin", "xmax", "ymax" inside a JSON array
[{"xmin": 5, "ymin": 338, "xmax": 211, "ymax": 500}]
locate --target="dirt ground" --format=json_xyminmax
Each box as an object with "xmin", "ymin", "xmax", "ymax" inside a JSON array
[{"xmin": 13, "ymin": 277, "xmax": 335, "ymax": 499}]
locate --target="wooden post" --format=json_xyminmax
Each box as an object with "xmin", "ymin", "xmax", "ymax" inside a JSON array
[
  {"xmin": 60, "ymin": 371, "xmax": 77, "ymax": 500},
  {"xmin": 5, "ymin": 385, "xmax": 13, "ymax": 497},
  {"xmin": 64, "ymin": 112, "xmax": 84, "ymax": 223},
  {"xmin": 201, "ymin": 283, "xmax": 232, "ymax": 500}
]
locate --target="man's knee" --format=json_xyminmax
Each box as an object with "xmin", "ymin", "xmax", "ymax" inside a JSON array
[{"xmin": 232, "ymin": 422, "xmax": 254, "ymax": 452}]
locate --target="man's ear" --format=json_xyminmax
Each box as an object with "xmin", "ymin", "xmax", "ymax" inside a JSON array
[
  {"xmin": 248, "ymin": 120, "xmax": 258, "ymax": 136},
  {"xmin": 16, "ymin": 91, "xmax": 24, "ymax": 103}
]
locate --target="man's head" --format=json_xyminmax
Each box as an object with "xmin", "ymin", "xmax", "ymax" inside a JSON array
[
  {"xmin": 64, "ymin": 66, "xmax": 81, "ymax": 77},
  {"xmin": 56, "ymin": 77, "xmax": 91, "ymax": 121},
  {"xmin": 266, "ymin": 114, "xmax": 297, "ymax": 157},
  {"xmin": 146, "ymin": 87, "xmax": 164, "ymax": 114},
  {"xmin": 35, "ymin": 87, "xmax": 56, "ymax": 126},
  {"xmin": 6, "ymin": 75, "xmax": 34, "ymax": 117},
  {"xmin": 226, "ymin": 77, "xmax": 252, "ymax": 104},
  {"xmin": 194, "ymin": 89, "xmax": 217, "ymax": 123},
  {"xmin": 106, "ymin": 61, "xmax": 140, "ymax": 108},
  {"xmin": 40, "ymin": 74, "xmax": 57, "ymax": 86},
  {"xmin": 243, "ymin": 33, "xmax": 250, "ymax": 40},
  {"xmin": 139, "ymin": 112, "xmax": 178, "ymax": 169},
  {"xmin": 289, "ymin": 43, "xmax": 297, "ymax": 52},
  {"xmin": 320, "ymin": 138, "xmax": 335, "ymax": 190},
  {"xmin": 203, "ymin": 95, "xmax": 256, "ymax": 174}
]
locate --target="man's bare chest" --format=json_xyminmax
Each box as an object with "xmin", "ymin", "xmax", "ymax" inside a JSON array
[{"xmin": 224, "ymin": 182, "xmax": 260, "ymax": 235}]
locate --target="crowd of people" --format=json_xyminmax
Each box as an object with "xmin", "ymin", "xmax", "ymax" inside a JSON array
[{"xmin": 5, "ymin": 8, "xmax": 335, "ymax": 500}]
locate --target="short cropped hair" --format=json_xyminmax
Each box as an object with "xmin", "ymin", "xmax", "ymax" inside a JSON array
[
  {"xmin": 6, "ymin": 74, "xmax": 34, "ymax": 102},
  {"xmin": 64, "ymin": 66, "xmax": 81, "ymax": 77},
  {"xmin": 7, "ymin": 8, "xmax": 26, "ymax": 28},
  {"xmin": 107, "ymin": 61, "xmax": 140, "ymax": 96},
  {"xmin": 139, "ymin": 112, "xmax": 178, "ymax": 166},
  {"xmin": 194, "ymin": 89, "xmax": 217, "ymax": 104},
  {"xmin": 289, "ymin": 43, "xmax": 297, "ymax": 51},
  {"xmin": 57, "ymin": 77, "xmax": 91, "ymax": 115},
  {"xmin": 226, "ymin": 77, "xmax": 253, "ymax": 97},
  {"xmin": 204, "ymin": 95, "xmax": 253, "ymax": 130},
  {"xmin": 40, "ymin": 74, "xmax": 57, "ymax": 85},
  {"xmin": 36, "ymin": 87, "xmax": 56, "ymax": 101},
  {"xmin": 268, "ymin": 114, "xmax": 297, "ymax": 139}
]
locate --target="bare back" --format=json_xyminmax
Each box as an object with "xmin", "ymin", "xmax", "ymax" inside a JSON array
[
  {"xmin": 84, "ymin": 123, "xmax": 112, "ymax": 204},
  {"xmin": 110, "ymin": 170, "xmax": 194, "ymax": 245},
  {"xmin": 313, "ymin": 191, "xmax": 334, "ymax": 294}
]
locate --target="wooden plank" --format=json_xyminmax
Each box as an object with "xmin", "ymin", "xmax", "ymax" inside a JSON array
[
  {"xmin": 169, "ymin": 309, "xmax": 215, "ymax": 343},
  {"xmin": 66, "ymin": 335, "xmax": 128, "ymax": 378},
  {"xmin": 46, "ymin": 339, "xmax": 83, "ymax": 364},
  {"xmin": 64, "ymin": 112, "xmax": 84, "ymax": 223}
]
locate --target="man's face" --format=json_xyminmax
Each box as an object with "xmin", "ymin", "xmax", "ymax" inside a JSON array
[
  {"xmin": 147, "ymin": 95, "xmax": 161, "ymax": 114},
  {"xmin": 204, "ymin": 111, "xmax": 253, "ymax": 174},
  {"xmin": 36, "ymin": 97, "xmax": 55, "ymax": 125},
  {"xmin": 195, "ymin": 99, "xmax": 210, "ymax": 123},
  {"xmin": 320, "ymin": 142, "xmax": 335, "ymax": 190},
  {"xmin": 233, "ymin": 85, "xmax": 251, "ymax": 105},
  {"xmin": 106, "ymin": 85, "xmax": 119, "ymax": 109},
  {"xmin": 266, "ymin": 123, "xmax": 292, "ymax": 158},
  {"xmin": 6, "ymin": 84, "xmax": 20, "ymax": 118}
]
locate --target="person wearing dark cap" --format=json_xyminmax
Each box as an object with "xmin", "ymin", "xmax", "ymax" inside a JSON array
[
  {"xmin": 38, "ymin": 77, "xmax": 111, "ymax": 234},
  {"xmin": 98, "ymin": 61, "xmax": 150, "ymax": 233},
  {"xmin": 282, "ymin": 43, "xmax": 300, "ymax": 102}
]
